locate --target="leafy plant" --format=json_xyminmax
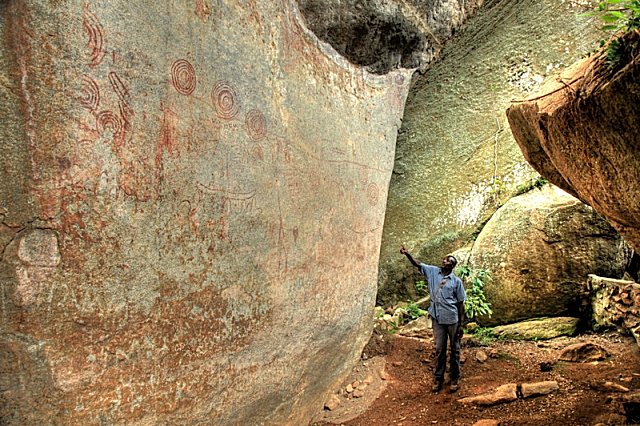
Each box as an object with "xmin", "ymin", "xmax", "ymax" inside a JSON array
[
  {"xmin": 515, "ymin": 176, "xmax": 548, "ymax": 196},
  {"xmin": 589, "ymin": 0, "xmax": 640, "ymax": 33},
  {"xmin": 381, "ymin": 321, "xmax": 400, "ymax": 335},
  {"xmin": 399, "ymin": 302, "xmax": 427, "ymax": 321},
  {"xmin": 456, "ymin": 265, "xmax": 493, "ymax": 321},
  {"xmin": 415, "ymin": 280, "xmax": 427, "ymax": 294},
  {"xmin": 604, "ymin": 37, "xmax": 629, "ymax": 68},
  {"xmin": 583, "ymin": 0, "xmax": 640, "ymax": 69}
]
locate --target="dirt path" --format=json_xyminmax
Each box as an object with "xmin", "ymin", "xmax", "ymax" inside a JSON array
[{"xmin": 313, "ymin": 331, "xmax": 640, "ymax": 425}]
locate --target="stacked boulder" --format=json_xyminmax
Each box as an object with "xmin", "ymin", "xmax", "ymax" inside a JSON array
[{"xmin": 590, "ymin": 275, "xmax": 640, "ymax": 346}]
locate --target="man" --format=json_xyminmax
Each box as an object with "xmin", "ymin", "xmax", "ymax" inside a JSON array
[{"xmin": 400, "ymin": 245, "xmax": 466, "ymax": 393}]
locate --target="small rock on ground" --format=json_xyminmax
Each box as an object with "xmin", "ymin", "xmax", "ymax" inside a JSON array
[
  {"xmin": 458, "ymin": 384, "xmax": 518, "ymax": 406},
  {"xmin": 558, "ymin": 342, "xmax": 610, "ymax": 362},
  {"xmin": 476, "ymin": 350, "xmax": 488, "ymax": 363},
  {"xmin": 521, "ymin": 381, "xmax": 559, "ymax": 398},
  {"xmin": 324, "ymin": 394, "xmax": 341, "ymax": 411},
  {"xmin": 590, "ymin": 381, "xmax": 630, "ymax": 393},
  {"xmin": 472, "ymin": 420, "xmax": 501, "ymax": 426}
]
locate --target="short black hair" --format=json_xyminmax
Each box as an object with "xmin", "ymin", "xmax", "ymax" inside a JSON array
[{"xmin": 446, "ymin": 255, "xmax": 458, "ymax": 267}]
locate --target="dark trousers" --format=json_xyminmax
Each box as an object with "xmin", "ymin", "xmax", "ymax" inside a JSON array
[{"xmin": 432, "ymin": 321, "xmax": 461, "ymax": 382}]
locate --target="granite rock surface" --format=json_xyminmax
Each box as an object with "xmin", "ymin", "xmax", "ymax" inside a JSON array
[
  {"xmin": 0, "ymin": 1, "xmax": 411, "ymax": 424},
  {"xmin": 470, "ymin": 185, "xmax": 630, "ymax": 326}
]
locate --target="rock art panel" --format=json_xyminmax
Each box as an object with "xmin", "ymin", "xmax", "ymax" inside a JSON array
[{"xmin": 0, "ymin": 1, "xmax": 411, "ymax": 424}]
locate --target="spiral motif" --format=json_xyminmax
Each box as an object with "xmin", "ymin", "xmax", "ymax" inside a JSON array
[
  {"xmin": 83, "ymin": 5, "xmax": 105, "ymax": 67},
  {"xmin": 212, "ymin": 81, "xmax": 240, "ymax": 120},
  {"xmin": 245, "ymin": 109, "xmax": 267, "ymax": 141},
  {"xmin": 171, "ymin": 59, "xmax": 196, "ymax": 96},
  {"xmin": 79, "ymin": 75, "xmax": 100, "ymax": 112},
  {"xmin": 367, "ymin": 182, "xmax": 380, "ymax": 206},
  {"xmin": 96, "ymin": 110, "xmax": 123, "ymax": 137}
]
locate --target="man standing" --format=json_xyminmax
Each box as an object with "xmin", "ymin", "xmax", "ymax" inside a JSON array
[{"xmin": 400, "ymin": 245, "xmax": 466, "ymax": 393}]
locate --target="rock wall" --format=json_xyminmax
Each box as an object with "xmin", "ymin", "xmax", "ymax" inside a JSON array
[
  {"xmin": 378, "ymin": 0, "xmax": 602, "ymax": 306},
  {"xmin": 0, "ymin": 1, "xmax": 411, "ymax": 424}
]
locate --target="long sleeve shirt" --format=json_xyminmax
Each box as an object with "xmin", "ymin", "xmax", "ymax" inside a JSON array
[{"xmin": 419, "ymin": 263, "xmax": 466, "ymax": 325}]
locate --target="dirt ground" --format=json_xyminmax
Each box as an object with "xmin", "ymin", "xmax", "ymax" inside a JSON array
[{"xmin": 312, "ymin": 331, "xmax": 640, "ymax": 426}]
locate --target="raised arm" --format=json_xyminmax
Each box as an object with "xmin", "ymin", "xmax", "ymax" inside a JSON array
[{"xmin": 399, "ymin": 245, "xmax": 421, "ymax": 269}]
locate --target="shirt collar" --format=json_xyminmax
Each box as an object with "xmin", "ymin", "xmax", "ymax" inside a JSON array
[{"xmin": 439, "ymin": 269, "xmax": 452, "ymax": 279}]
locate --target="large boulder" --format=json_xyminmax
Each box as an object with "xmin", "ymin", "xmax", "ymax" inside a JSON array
[
  {"xmin": 492, "ymin": 317, "xmax": 579, "ymax": 341},
  {"xmin": 470, "ymin": 185, "xmax": 631, "ymax": 325},
  {"xmin": 0, "ymin": 1, "xmax": 411, "ymax": 424},
  {"xmin": 378, "ymin": 0, "xmax": 603, "ymax": 306},
  {"xmin": 506, "ymin": 30, "xmax": 640, "ymax": 252}
]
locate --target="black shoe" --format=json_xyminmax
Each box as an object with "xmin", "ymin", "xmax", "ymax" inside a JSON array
[
  {"xmin": 449, "ymin": 379, "xmax": 459, "ymax": 393},
  {"xmin": 431, "ymin": 381, "xmax": 443, "ymax": 393}
]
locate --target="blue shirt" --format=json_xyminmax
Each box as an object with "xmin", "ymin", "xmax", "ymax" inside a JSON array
[{"xmin": 420, "ymin": 263, "xmax": 467, "ymax": 325}]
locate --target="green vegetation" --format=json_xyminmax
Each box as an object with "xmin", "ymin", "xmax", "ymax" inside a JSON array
[
  {"xmin": 489, "ymin": 177, "xmax": 506, "ymax": 197},
  {"xmin": 399, "ymin": 302, "xmax": 427, "ymax": 321},
  {"xmin": 469, "ymin": 326, "xmax": 496, "ymax": 346},
  {"xmin": 514, "ymin": 176, "xmax": 548, "ymax": 196},
  {"xmin": 589, "ymin": 0, "xmax": 640, "ymax": 33},
  {"xmin": 583, "ymin": 0, "xmax": 640, "ymax": 69},
  {"xmin": 415, "ymin": 279, "xmax": 427, "ymax": 295},
  {"xmin": 382, "ymin": 322, "xmax": 400, "ymax": 335},
  {"xmin": 456, "ymin": 265, "xmax": 493, "ymax": 321}
]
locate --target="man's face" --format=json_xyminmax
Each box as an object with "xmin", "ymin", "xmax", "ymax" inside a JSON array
[{"xmin": 442, "ymin": 256, "xmax": 456, "ymax": 269}]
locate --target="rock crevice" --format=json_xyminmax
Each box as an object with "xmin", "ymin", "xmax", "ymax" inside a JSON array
[{"xmin": 296, "ymin": 0, "xmax": 484, "ymax": 73}]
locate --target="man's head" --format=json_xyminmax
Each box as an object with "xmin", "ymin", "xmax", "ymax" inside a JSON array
[{"xmin": 442, "ymin": 255, "xmax": 458, "ymax": 272}]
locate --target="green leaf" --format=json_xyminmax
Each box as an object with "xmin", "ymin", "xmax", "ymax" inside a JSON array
[
  {"xmin": 609, "ymin": 10, "xmax": 628, "ymax": 18},
  {"xmin": 461, "ymin": 265, "xmax": 493, "ymax": 320},
  {"xmin": 602, "ymin": 11, "xmax": 624, "ymax": 21}
]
